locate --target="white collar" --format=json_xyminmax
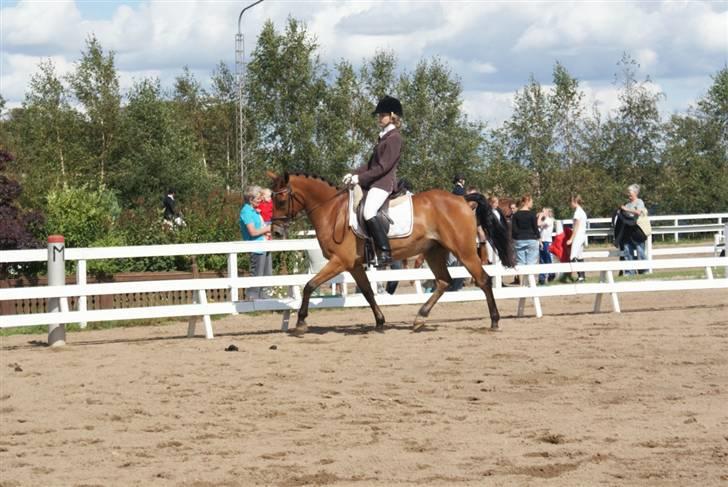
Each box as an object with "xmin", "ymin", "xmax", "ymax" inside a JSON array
[
  {"xmin": 379, "ymin": 123, "xmax": 396, "ymax": 138},
  {"xmin": 167, "ymin": 194, "xmax": 175, "ymax": 200}
]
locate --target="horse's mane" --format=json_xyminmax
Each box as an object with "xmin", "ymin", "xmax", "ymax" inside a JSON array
[{"xmin": 285, "ymin": 171, "xmax": 338, "ymax": 189}]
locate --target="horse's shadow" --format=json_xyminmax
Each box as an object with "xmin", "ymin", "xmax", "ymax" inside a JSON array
[{"xmin": 286, "ymin": 321, "xmax": 437, "ymax": 337}]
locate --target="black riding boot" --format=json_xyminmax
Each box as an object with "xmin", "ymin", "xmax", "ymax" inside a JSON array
[{"xmin": 365, "ymin": 217, "xmax": 392, "ymax": 268}]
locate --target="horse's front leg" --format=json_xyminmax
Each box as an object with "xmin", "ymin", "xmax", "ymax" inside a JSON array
[
  {"xmin": 349, "ymin": 264, "xmax": 386, "ymax": 331},
  {"xmin": 293, "ymin": 258, "xmax": 345, "ymax": 336}
]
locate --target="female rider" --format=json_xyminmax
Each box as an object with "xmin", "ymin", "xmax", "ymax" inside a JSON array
[{"xmin": 342, "ymin": 95, "xmax": 403, "ymax": 267}]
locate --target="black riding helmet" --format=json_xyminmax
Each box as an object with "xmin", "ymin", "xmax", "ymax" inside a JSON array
[{"xmin": 372, "ymin": 95, "xmax": 403, "ymax": 117}]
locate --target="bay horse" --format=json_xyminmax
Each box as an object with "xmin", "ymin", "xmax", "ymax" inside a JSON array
[{"xmin": 268, "ymin": 172, "xmax": 514, "ymax": 335}]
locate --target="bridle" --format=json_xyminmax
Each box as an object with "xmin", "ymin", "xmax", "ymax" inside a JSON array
[{"xmin": 271, "ymin": 183, "xmax": 348, "ymax": 226}]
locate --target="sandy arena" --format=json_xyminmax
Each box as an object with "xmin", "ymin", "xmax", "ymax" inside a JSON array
[{"xmin": 1, "ymin": 289, "xmax": 727, "ymax": 486}]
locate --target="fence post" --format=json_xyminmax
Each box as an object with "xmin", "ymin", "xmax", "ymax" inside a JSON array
[
  {"xmin": 646, "ymin": 235, "xmax": 653, "ymax": 274},
  {"xmin": 674, "ymin": 218, "xmax": 679, "ymax": 242},
  {"xmin": 47, "ymin": 235, "xmax": 66, "ymax": 347},
  {"xmin": 228, "ymin": 253, "xmax": 239, "ymax": 314},
  {"xmin": 77, "ymin": 259, "xmax": 87, "ymax": 328}
]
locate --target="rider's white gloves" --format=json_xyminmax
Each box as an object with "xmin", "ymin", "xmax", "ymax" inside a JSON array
[{"xmin": 342, "ymin": 173, "xmax": 358, "ymax": 185}]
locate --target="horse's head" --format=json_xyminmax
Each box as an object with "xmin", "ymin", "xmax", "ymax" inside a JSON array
[{"xmin": 267, "ymin": 171, "xmax": 305, "ymax": 231}]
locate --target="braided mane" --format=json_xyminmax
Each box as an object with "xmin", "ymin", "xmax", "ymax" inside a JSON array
[{"xmin": 285, "ymin": 171, "xmax": 338, "ymax": 189}]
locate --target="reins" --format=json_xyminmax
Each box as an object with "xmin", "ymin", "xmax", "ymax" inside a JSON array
[{"xmin": 272, "ymin": 184, "xmax": 349, "ymax": 244}]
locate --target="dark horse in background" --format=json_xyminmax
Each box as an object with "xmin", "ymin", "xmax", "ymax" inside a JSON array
[{"xmin": 269, "ymin": 172, "xmax": 515, "ymax": 335}]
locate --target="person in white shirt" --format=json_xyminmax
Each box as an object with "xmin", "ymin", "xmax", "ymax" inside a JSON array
[
  {"xmin": 566, "ymin": 195, "xmax": 588, "ymax": 282},
  {"xmin": 537, "ymin": 207, "xmax": 555, "ymax": 284}
]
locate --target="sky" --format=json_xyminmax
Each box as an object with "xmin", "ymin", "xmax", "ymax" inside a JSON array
[{"xmin": 1, "ymin": 0, "xmax": 726, "ymax": 126}]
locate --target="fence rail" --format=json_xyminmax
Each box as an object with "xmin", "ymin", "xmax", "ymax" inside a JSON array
[{"xmin": 1, "ymin": 211, "xmax": 726, "ymax": 342}]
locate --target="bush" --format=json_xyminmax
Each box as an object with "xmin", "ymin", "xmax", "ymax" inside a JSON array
[{"xmin": 45, "ymin": 184, "xmax": 122, "ymax": 248}]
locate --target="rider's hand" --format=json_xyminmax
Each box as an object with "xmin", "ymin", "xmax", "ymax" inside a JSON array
[
  {"xmin": 342, "ymin": 173, "xmax": 353, "ymax": 185},
  {"xmin": 350, "ymin": 175, "xmax": 359, "ymax": 185}
]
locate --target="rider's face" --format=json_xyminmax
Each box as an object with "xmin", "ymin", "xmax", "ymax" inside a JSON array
[{"xmin": 377, "ymin": 112, "xmax": 392, "ymax": 128}]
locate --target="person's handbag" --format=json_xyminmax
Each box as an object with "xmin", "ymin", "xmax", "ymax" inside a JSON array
[{"xmin": 636, "ymin": 209, "xmax": 652, "ymax": 238}]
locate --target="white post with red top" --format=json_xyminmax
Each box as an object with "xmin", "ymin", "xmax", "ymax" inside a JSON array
[{"xmin": 47, "ymin": 235, "xmax": 66, "ymax": 347}]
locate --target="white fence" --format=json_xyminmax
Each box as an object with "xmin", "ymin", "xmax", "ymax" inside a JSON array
[{"xmin": 1, "ymin": 215, "xmax": 727, "ymax": 341}]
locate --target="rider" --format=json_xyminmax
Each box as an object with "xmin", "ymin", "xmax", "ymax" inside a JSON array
[{"xmin": 342, "ymin": 95, "xmax": 403, "ymax": 267}]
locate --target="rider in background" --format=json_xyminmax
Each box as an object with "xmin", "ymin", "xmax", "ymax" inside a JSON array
[{"xmin": 342, "ymin": 95, "xmax": 403, "ymax": 267}]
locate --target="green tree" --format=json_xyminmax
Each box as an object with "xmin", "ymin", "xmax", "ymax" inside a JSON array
[
  {"xmin": 8, "ymin": 60, "xmax": 89, "ymax": 207},
  {"xmin": 601, "ymin": 53, "xmax": 664, "ymax": 200},
  {"xmin": 114, "ymin": 78, "xmax": 212, "ymax": 205},
  {"xmin": 504, "ymin": 75, "xmax": 557, "ymax": 202},
  {"xmin": 68, "ymin": 35, "xmax": 121, "ymax": 185},
  {"xmin": 173, "ymin": 66, "xmax": 208, "ymax": 172},
  {"xmin": 397, "ymin": 58, "xmax": 485, "ymax": 191},
  {"xmin": 317, "ymin": 60, "xmax": 370, "ymax": 178},
  {"xmin": 660, "ymin": 68, "xmax": 728, "ymax": 213},
  {"xmin": 246, "ymin": 18, "xmax": 328, "ymax": 181},
  {"xmin": 206, "ymin": 61, "xmax": 238, "ymax": 189}
]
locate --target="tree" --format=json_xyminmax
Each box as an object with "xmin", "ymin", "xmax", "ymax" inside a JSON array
[
  {"xmin": 246, "ymin": 18, "xmax": 328, "ymax": 181},
  {"xmin": 8, "ymin": 60, "xmax": 89, "ymax": 207},
  {"xmin": 113, "ymin": 78, "xmax": 213, "ymax": 204},
  {"xmin": 503, "ymin": 75, "xmax": 557, "ymax": 202},
  {"xmin": 173, "ymin": 66, "xmax": 208, "ymax": 171},
  {"xmin": 397, "ymin": 58, "xmax": 485, "ymax": 191},
  {"xmin": 206, "ymin": 62, "xmax": 238, "ymax": 189},
  {"xmin": 0, "ymin": 150, "xmax": 44, "ymax": 277},
  {"xmin": 659, "ymin": 67, "xmax": 728, "ymax": 213},
  {"xmin": 68, "ymin": 35, "xmax": 121, "ymax": 185},
  {"xmin": 601, "ymin": 53, "xmax": 664, "ymax": 199}
]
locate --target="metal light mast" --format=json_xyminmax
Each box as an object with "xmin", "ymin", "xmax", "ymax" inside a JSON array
[{"xmin": 236, "ymin": 0, "xmax": 264, "ymax": 191}]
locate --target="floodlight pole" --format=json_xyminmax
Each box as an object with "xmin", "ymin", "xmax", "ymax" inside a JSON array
[{"xmin": 236, "ymin": 0, "xmax": 264, "ymax": 192}]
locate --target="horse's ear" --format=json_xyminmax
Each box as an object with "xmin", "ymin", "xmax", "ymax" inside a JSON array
[{"xmin": 266, "ymin": 171, "xmax": 278, "ymax": 180}]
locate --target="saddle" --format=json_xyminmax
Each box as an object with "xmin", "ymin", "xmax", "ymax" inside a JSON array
[{"xmin": 348, "ymin": 183, "xmax": 414, "ymax": 240}]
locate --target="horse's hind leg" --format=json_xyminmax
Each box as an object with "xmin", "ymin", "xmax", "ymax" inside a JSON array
[
  {"xmin": 349, "ymin": 265, "xmax": 386, "ymax": 331},
  {"xmin": 459, "ymin": 251, "xmax": 500, "ymax": 330},
  {"xmin": 413, "ymin": 244, "xmax": 452, "ymax": 331}
]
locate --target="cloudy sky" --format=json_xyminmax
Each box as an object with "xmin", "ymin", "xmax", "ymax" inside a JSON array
[{"xmin": 1, "ymin": 0, "xmax": 726, "ymax": 126}]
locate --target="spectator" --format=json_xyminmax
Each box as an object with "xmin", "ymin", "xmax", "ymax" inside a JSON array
[
  {"xmin": 620, "ymin": 184, "xmax": 648, "ymax": 275},
  {"xmin": 566, "ymin": 195, "xmax": 588, "ymax": 282},
  {"xmin": 488, "ymin": 195, "xmax": 505, "ymax": 224},
  {"xmin": 511, "ymin": 194, "xmax": 540, "ymax": 285},
  {"xmin": 258, "ymin": 188, "xmax": 274, "ymax": 240},
  {"xmin": 507, "ymin": 202, "xmax": 517, "ymax": 225},
  {"xmin": 537, "ymin": 207, "xmax": 556, "ymax": 284},
  {"xmin": 240, "ymin": 185, "xmax": 272, "ymax": 299},
  {"xmin": 162, "ymin": 188, "xmax": 185, "ymax": 229},
  {"xmin": 451, "ymin": 174, "xmax": 466, "ymax": 196}
]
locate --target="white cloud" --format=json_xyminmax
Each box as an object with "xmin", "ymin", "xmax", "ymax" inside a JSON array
[
  {"xmin": 1, "ymin": 0, "xmax": 723, "ymax": 124},
  {"xmin": 461, "ymin": 90, "xmax": 514, "ymax": 127}
]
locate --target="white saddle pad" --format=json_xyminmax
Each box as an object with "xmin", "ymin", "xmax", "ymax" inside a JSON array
[{"xmin": 349, "ymin": 187, "xmax": 414, "ymax": 239}]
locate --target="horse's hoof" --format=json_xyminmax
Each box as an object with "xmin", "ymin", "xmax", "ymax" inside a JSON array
[
  {"xmin": 413, "ymin": 318, "xmax": 426, "ymax": 332},
  {"xmin": 289, "ymin": 324, "xmax": 308, "ymax": 336},
  {"xmin": 490, "ymin": 321, "xmax": 500, "ymax": 332},
  {"xmin": 375, "ymin": 321, "xmax": 385, "ymax": 332}
]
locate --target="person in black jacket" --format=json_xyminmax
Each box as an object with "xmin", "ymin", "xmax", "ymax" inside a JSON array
[
  {"xmin": 511, "ymin": 194, "xmax": 540, "ymax": 284},
  {"xmin": 451, "ymin": 174, "xmax": 465, "ymax": 196},
  {"xmin": 162, "ymin": 188, "xmax": 184, "ymax": 228}
]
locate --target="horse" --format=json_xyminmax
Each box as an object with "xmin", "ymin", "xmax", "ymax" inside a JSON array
[{"xmin": 268, "ymin": 172, "xmax": 515, "ymax": 335}]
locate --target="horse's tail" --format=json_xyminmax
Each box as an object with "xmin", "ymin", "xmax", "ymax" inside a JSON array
[{"xmin": 465, "ymin": 193, "xmax": 515, "ymax": 268}]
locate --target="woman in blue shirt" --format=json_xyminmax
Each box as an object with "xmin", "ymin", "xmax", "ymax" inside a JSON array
[{"xmin": 240, "ymin": 186, "xmax": 272, "ymax": 299}]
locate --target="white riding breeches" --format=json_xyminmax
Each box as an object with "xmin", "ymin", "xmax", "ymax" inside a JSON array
[{"xmin": 363, "ymin": 187, "xmax": 390, "ymax": 220}]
